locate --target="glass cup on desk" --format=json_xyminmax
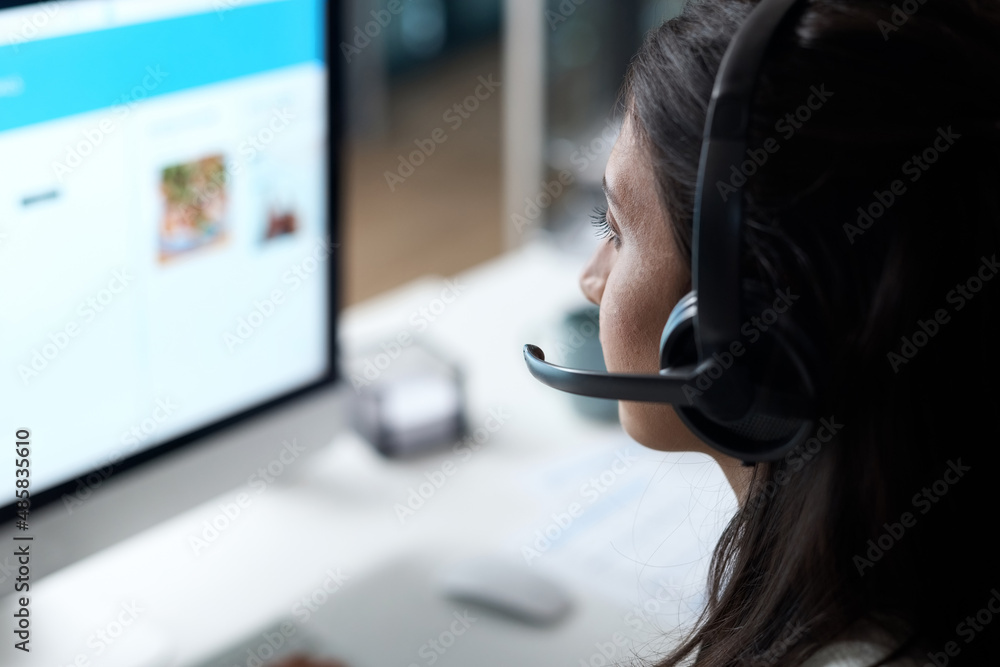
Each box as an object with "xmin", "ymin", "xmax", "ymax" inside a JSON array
[{"xmin": 558, "ymin": 305, "xmax": 619, "ymax": 422}]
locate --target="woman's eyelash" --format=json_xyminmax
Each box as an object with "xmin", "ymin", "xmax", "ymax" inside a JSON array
[{"xmin": 590, "ymin": 205, "xmax": 620, "ymax": 248}]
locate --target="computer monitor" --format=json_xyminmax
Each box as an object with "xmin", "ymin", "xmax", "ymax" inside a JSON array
[{"xmin": 0, "ymin": 0, "xmax": 339, "ymax": 574}]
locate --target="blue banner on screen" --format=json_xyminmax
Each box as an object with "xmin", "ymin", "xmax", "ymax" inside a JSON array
[{"xmin": 0, "ymin": 0, "xmax": 324, "ymax": 132}]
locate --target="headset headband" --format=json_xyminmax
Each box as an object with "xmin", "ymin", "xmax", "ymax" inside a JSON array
[{"xmin": 695, "ymin": 0, "xmax": 805, "ymax": 361}]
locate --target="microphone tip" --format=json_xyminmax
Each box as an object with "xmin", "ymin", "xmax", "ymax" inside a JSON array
[{"xmin": 524, "ymin": 344, "xmax": 545, "ymax": 361}]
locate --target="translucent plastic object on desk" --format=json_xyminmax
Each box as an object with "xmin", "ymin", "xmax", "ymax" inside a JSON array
[{"xmin": 346, "ymin": 339, "xmax": 467, "ymax": 458}]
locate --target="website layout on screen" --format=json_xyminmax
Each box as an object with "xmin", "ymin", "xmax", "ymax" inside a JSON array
[{"xmin": 0, "ymin": 0, "xmax": 329, "ymax": 498}]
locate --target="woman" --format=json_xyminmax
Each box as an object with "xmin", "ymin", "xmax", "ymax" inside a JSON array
[
  {"xmin": 277, "ymin": 0, "xmax": 999, "ymax": 665},
  {"xmin": 576, "ymin": 0, "xmax": 1000, "ymax": 664}
]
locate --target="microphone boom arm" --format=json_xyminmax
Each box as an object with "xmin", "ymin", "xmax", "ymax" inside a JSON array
[{"xmin": 523, "ymin": 344, "xmax": 702, "ymax": 404}]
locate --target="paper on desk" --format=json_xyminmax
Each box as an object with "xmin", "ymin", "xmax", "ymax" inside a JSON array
[{"xmin": 499, "ymin": 431, "xmax": 738, "ymax": 638}]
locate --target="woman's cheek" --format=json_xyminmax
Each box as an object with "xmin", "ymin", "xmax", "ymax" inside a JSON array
[
  {"xmin": 596, "ymin": 264, "xmax": 694, "ymax": 450},
  {"xmin": 603, "ymin": 263, "xmax": 662, "ymax": 374},
  {"xmin": 598, "ymin": 275, "xmax": 634, "ymax": 374}
]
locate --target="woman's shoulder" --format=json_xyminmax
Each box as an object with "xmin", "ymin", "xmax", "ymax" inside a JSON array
[
  {"xmin": 800, "ymin": 639, "xmax": 919, "ymax": 667},
  {"xmin": 799, "ymin": 616, "xmax": 920, "ymax": 667}
]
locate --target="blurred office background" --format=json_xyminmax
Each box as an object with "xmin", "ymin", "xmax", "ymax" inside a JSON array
[{"xmin": 341, "ymin": 0, "xmax": 687, "ymax": 305}]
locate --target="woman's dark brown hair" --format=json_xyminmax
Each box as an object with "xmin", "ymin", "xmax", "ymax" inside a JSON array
[{"xmin": 623, "ymin": 0, "xmax": 1000, "ymax": 664}]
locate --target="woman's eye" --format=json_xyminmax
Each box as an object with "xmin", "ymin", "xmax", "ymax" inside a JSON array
[{"xmin": 590, "ymin": 205, "xmax": 621, "ymax": 249}]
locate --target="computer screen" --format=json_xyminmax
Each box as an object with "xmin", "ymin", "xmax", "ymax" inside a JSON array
[{"xmin": 0, "ymin": 0, "xmax": 336, "ymax": 521}]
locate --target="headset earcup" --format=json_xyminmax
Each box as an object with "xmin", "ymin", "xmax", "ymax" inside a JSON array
[
  {"xmin": 660, "ymin": 291, "xmax": 699, "ymax": 369},
  {"xmin": 738, "ymin": 280, "xmax": 821, "ymax": 416},
  {"xmin": 658, "ymin": 290, "xmax": 819, "ymax": 462}
]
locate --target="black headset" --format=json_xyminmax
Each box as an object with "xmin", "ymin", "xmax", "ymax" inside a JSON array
[{"xmin": 523, "ymin": 0, "xmax": 820, "ymax": 463}]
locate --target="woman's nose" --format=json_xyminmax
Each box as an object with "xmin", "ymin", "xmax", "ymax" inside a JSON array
[{"xmin": 579, "ymin": 244, "xmax": 611, "ymax": 306}]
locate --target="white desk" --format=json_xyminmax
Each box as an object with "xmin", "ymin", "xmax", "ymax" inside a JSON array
[{"xmin": 2, "ymin": 239, "xmax": 736, "ymax": 667}]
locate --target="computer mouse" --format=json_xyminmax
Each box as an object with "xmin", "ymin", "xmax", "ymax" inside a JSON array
[{"xmin": 435, "ymin": 555, "xmax": 573, "ymax": 627}]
